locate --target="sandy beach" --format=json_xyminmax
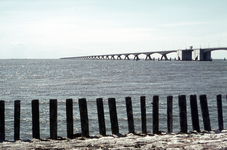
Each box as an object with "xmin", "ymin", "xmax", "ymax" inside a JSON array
[{"xmin": 1, "ymin": 130, "xmax": 227, "ymax": 149}]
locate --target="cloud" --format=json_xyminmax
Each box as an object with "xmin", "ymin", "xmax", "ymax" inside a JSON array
[
  {"xmin": 17, "ymin": 17, "xmax": 159, "ymax": 44},
  {"xmin": 162, "ymin": 22, "xmax": 209, "ymax": 27},
  {"xmin": 11, "ymin": 42, "xmax": 27, "ymax": 46}
]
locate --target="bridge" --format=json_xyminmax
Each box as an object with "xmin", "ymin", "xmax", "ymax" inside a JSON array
[
  {"xmin": 193, "ymin": 47, "xmax": 227, "ymax": 61},
  {"xmin": 61, "ymin": 47, "xmax": 227, "ymax": 61}
]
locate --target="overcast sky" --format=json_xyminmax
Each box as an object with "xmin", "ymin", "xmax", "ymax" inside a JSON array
[{"xmin": 0, "ymin": 0, "xmax": 227, "ymax": 59}]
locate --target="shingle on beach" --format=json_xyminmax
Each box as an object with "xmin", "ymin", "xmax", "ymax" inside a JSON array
[{"xmin": 1, "ymin": 130, "xmax": 227, "ymax": 150}]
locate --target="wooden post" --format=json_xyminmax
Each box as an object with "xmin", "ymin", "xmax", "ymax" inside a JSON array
[
  {"xmin": 66, "ymin": 99, "xmax": 73, "ymax": 138},
  {"xmin": 140, "ymin": 96, "xmax": 147, "ymax": 134},
  {"xmin": 217, "ymin": 94, "xmax": 224, "ymax": 131},
  {"xmin": 199, "ymin": 95, "xmax": 211, "ymax": 131},
  {"xmin": 50, "ymin": 99, "xmax": 57, "ymax": 139},
  {"xmin": 125, "ymin": 97, "xmax": 135, "ymax": 133},
  {"xmin": 178, "ymin": 95, "xmax": 187, "ymax": 133},
  {"xmin": 96, "ymin": 98, "xmax": 106, "ymax": 136},
  {"xmin": 108, "ymin": 98, "xmax": 119, "ymax": 134},
  {"xmin": 79, "ymin": 98, "xmax": 89, "ymax": 137},
  {"xmin": 0, "ymin": 100, "xmax": 5, "ymax": 141},
  {"xmin": 14, "ymin": 100, "xmax": 20, "ymax": 141},
  {"xmin": 32, "ymin": 99, "xmax": 40, "ymax": 139},
  {"xmin": 190, "ymin": 95, "xmax": 200, "ymax": 132},
  {"xmin": 153, "ymin": 95, "xmax": 159, "ymax": 134},
  {"xmin": 167, "ymin": 96, "xmax": 173, "ymax": 133}
]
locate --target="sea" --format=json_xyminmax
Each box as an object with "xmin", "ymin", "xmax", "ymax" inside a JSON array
[{"xmin": 0, "ymin": 59, "xmax": 227, "ymax": 140}]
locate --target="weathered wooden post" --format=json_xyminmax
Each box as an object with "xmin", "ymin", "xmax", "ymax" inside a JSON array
[
  {"xmin": 32, "ymin": 99, "xmax": 40, "ymax": 139},
  {"xmin": 0, "ymin": 100, "xmax": 5, "ymax": 141},
  {"xmin": 140, "ymin": 96, "xmax": 147, "ymax": 134},
  {"xmin": 66, "ymin": 99, "xmax": 73, "ymax": 138},
  {"xmin": 96, "ymin": 98, "xmax": 106, "ymax": 136},
  {"xmin": 108, "ymin": 98, "xmax": 119, "ymax": 134},
  {"xmin": 153, "ymin": 95, "xmax": 159, "ymax": 134},
  {"xmin": 217, "ymin": 94, "xmax": 223, "ymax": 131},
  {"xmin": 167, "ymin": 96, "xmax": 173, "ymax": 133},
  {"xmin": 178, "ymin": 95, "xmax": 187, "ymax": 133},
  {"xmin": 125, "ymin": 97, "xmax": 135, "ymax": 133},
  {"xmin": 14, "ymin": 100, "xmax": 21, "ymax": 140},
  {"xmin": 190, "ymin": 95, "xmax": 200, "ymax": 132},
  {"xmin": 79, "ymin": 98, "xmax": 89, "ymax": 137},
  {"xmin": 50, "ymin": 99, "xmax": 57, "ymax": 139},
  {"xmin": 199, "ymin": 95, "xmax": 211, "ymax": 131}
]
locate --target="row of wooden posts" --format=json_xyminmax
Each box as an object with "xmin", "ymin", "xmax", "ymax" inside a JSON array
[{"xmin": 0, "ymin": 94, "xmax": 225, "ymax": 141}]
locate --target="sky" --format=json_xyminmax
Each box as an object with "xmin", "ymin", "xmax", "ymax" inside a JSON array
[{"xmin": 0, "ymin": 0, "xmax": 227, "ymax": 59}]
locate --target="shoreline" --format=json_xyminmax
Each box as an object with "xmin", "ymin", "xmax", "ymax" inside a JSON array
[{"xmin": 1, "ymin": 130, "xmax": 227, "ymax": 149}]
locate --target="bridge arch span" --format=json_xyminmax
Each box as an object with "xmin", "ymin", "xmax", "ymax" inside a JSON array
[
  {"xmin": 204, "ymin": 47, "xmax": 227, "ymax": 52},
  {"xmin": 144, "ymin": 52, "xmax": 162, "ymax": 60},
  {"xmin": 210, "ymin": 50, "xmax": 227, "ymax": 59},
  {"xmin": 134, "ymin": 53, "xmax": 147, "ymax": 60}
]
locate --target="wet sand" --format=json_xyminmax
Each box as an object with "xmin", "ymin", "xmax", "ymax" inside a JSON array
[{"xmin": 1, "ymin": 130, "xmax": 227, "ymax": 149}]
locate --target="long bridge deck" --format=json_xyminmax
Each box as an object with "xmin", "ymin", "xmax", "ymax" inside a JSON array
[{"xmin": 61, "ymin": 47, "xmax": 227, "ymax": 61}]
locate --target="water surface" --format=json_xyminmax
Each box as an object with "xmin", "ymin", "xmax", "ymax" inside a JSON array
[{"xmin": 0, "ymin": 59, "xmax": 227, "ymax": 140}]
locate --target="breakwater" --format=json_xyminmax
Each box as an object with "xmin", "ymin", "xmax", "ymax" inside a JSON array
[{"xmin": 0, "ymin": 94, "xmax": 226, "ymax": 141}]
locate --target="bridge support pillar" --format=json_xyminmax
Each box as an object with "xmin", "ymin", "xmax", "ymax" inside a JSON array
[
  {"xmin": 145, "ymin": 55, "xmax": 152, "ymax": 60},
  {"xmin": 111, "ymin": 56, "xmax": 115, "ymax": 60},
  {"xmin": 193, "ymin": 49, "xmax": 212, "ymax": 61},
  {"xmin": 161, "ymin": 54, "xmax": 168, "ymax": 60},
  {"xmin": 134, "ymin": 55, "xmax": 139, "ymax": 60},
  {"xmin": 177, "ymin": 50, "xmax": 192, "ymax": 61},
  {"xmin": 124, "ymin": 55, "xmax": 130, "ymax": 60}
]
